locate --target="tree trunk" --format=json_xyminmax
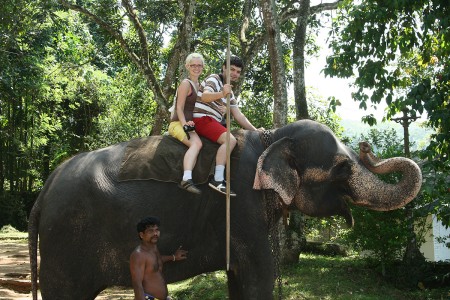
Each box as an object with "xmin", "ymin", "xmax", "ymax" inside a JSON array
[
  {"xmin": 259, "ymin": 0, "xmax": 288, "ymax": 128},
  {"xmin": 163, "ymin": 0, "xmax": 196, "ymax": 97},
  {"xmin": 398, "ymin": 109, "xmax": 425, "ymax": 282},
  {"xmin": 0, "ymin": 120, "xmax": 3, "ymax": 192},
  {"xmin": 293, "ymin": 0, "xmax": 310, "ymax": 120},
  {"xmin": 281, "ymin": 0, "xmax": 312, "ymax": 265},
  {"xmin": 150, "ymin": 106, "xmax": 170, "ymax": 136},
  {"xmin": 280, "ymin": 211, "xmax": 306, "ymax": 265},
  {"xmin": 8, "ymin": 94, "xmax": 16, "ymax": 193}
]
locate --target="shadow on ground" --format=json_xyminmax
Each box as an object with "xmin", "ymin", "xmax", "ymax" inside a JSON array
[{"xmin": 0, "ymin": 239, "xmax": 133, "ymax": 299}]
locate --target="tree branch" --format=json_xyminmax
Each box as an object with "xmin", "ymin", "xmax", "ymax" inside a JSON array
[
  {"xmin": 59, "ymin": 0, "xmax": 139, "ymax": 65},
  {"xmin": 121, "ymin": 0, "xmax": 150, "ymax": 66},
  {"xmin": 279, "ymin": 0, "xmax": 342, "ymax": 23},
  {"xmin": 310, "ymin": 1, "xmax": 342, "ymax": 14},
  {"xmin": 162, "ymin": 0, "xmax": 196, "ymax": 98}
]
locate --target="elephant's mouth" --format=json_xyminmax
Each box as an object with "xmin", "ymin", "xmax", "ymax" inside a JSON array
[
  {"xmin": 333, "ymin": 188, "xmax": 355, "ymax": 227},
  {"xmin": 293, "ymin": 180, "xmax": 355, "ymax": 227},
  {"xmin": 338, "ymin": 184, "xmax": 357, "ymax": 206},
  {"xmin": 330, "ymin": 173, "xmax": 356, "ymax": 227}
]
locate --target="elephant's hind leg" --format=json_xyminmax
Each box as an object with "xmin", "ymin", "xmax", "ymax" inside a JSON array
[{"xmin": 39, "ymin": 260, "xmax": 106, "ymax": 300}]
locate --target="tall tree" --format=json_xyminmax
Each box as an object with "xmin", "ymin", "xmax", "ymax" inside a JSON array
[
  {"xmin": 292, "ymin": 0, "xmax": 342, "ymax": 119},
  {"xmin": 0, "ymin": 0, "xmax": 60, "ymax": 228},
  {"xmin": 292, "ymin": 0, "xmax": 311, "ymax": 120},
  {"xmin": 259, "ymin": 0, "xmax": 288, "ymax": 127},
  {"xmin": 59, "ymin": 0, "xmax": 196, "ymax": 135}
]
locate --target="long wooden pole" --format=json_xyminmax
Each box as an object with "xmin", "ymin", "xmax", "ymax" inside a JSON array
[{"xmin": 225, "ymin": 27, "xmax": 231, "ymax": 271}]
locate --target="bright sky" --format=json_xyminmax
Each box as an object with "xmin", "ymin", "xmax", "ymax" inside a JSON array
[
  {"xmin": 303, "ymin": 5, "xmax": 429, "ymax": 124},
  {"xmin": 303, "ymin": 14, "xmax": 387, "ymax": 122},
  {"xmin": 305, "ymin": 52, "xmax": 387, "ymax": 122}
]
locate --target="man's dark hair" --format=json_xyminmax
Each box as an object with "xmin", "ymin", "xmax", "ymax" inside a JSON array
[
  {"xmin": 136, "ymin": 216, "xmax": 160, "ymax": 233},
  {"xmin": 222, "ymin": 55, "xmax": 244, "ymax": 70}
]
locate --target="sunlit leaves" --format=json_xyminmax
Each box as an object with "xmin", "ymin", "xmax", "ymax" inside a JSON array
[
  {"xmin": 93, "ymin": 67, "xmax": 156, "ymax": 148},
  {"xmin": 324, "ymin": 0, "xmax": 449, "ymax": 228},
  {"xmin": 341, "ymin": 128, "xmax": 425, "ymax": 272}
]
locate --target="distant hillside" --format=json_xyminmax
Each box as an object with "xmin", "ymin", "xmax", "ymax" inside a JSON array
[{"xmin": 339, "ymin": 119, "xmax": 434, "ymax": 151}]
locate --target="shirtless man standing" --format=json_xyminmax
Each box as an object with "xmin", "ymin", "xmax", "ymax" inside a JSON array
[{"xmin": 130, "ymin": 216, "xmax": 187, "ymax": 300}]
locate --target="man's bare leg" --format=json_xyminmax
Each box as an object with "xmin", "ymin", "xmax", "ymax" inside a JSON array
[{"xmin": 209, "ymin": 133, "xmax": 237, "ymax": 196}]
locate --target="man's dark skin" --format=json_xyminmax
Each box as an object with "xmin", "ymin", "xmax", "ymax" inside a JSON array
[{"xmin": 130, "ymin": 222, "xmax": 187, "ymax": 300}]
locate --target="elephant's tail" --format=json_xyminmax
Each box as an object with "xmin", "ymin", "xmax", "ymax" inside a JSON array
[{"xmin": 28, "ymin": 198, "xmax": 41, "ymax": 300}]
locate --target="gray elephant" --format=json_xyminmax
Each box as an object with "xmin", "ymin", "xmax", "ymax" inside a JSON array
[{"xmin": 28, "ymin": 119, "xmax": 422, "ymax": 300}]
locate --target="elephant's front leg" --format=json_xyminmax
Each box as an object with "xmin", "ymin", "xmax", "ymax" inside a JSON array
[{"xmin": 227, "ymin": 237, "xmax": 275, "ymax": 300}]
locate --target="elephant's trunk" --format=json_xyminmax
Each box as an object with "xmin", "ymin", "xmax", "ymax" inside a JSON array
[{"xmin": 348, "ymin": 142, "xmax": 422, "ymax": 211}]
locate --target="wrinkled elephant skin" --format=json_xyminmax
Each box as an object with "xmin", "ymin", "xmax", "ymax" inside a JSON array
[{"xmin": 28, "ymin": 120, "xmax": 422, "ymax": 300}]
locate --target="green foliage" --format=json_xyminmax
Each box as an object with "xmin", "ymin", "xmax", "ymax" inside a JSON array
[
  {"xmin": 0, "ymin": 192, "xmax": 28, "ymax": 231},
  {"xmin": 341, "ymin": 128, "xmax": 429, "ymax": 273},
  {"xmin": 239, "ymin": 51, "xmax": 275, "ymax": 129},
  {"xmin": 343, "ymin": 207, "xmax": 410, "ymax": 266},
  {"xmin": 327, "ymin": 0, "xmax": 449, "ymax": 150},
  {"xmin": 419, "ymin": 159, "xmax": 450, "ymax": 233},
  {"xmin": 306, "ymin": 88, "xmax": 344, "ymax": 139},
  {"xmin": 304, "ymin": 216, "xmax": 348, "ymax": 245},
  {"xmin": 325, "ymin": 0, "xmax": 449, "ymax": 228},
  {"xmin": 169, "ymin": 272, "xmax": 228, "ymax": 299},
  {"xmin": 0, "ymin": 1, "xmax": 122, "ymax": 221},
  {"xmin": 92, "ymin": 67, "xmax": 156, "ymax": 148},
  {"xmin": 1, "ymin": 0, "xmax": 56, "ymax": 211}
]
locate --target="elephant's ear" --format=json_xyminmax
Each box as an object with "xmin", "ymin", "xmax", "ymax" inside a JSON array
[{"xmin": 253, "ymin": 137, "xmax": 300, "ymax": 205}]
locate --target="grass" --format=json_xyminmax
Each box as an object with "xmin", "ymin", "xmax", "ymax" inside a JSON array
[
  {"xmin": 0, "ymin": 225, "xmax": 27, "ymax": 241},
  {"xmin": 280, "ymin": 254, "xmax": 447, "ymax": 300},
  {"xmin": 169, "ymin": 272, "xmax": 228, "ymax": 299},
  {"xmin": 168, "ymin": 254, "xmax": 450, "ymax": 300}
]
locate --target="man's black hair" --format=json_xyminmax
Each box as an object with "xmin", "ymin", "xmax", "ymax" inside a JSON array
[
  {"xmin": 136, "ymin": 216, "xmax": 160, "ymax": 233},
  {"xmin": 222, "ymin": 55, "xmax": 244, "ymax": 70}
]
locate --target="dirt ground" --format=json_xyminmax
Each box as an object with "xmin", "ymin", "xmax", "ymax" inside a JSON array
[{"xmin": 0, "ymin": 239, "xmax": 134, "ymax": 300}]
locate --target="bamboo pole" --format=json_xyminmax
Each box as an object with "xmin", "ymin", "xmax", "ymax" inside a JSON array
[{"xmin": 225, "ymin": 27, "xmax": 231, "ymax": 271}]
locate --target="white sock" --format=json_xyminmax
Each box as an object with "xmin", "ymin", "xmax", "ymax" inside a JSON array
[
  {"xmin": 214, "ymin": 165, "xmax": 225, "ymax": 182},
  {"xmin": 183, "ymin": 170, "xmax": 192, "ymax": 181}
]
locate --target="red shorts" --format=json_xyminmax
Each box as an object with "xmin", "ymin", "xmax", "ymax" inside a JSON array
[{"xmin": 193, "ymin": 116, "xmax": 226, "ymax": 142}]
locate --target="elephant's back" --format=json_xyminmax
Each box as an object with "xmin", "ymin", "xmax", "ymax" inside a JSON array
[
  {"xmin": 66, "ymin": 141, "xmax": 129, "ymax": 177},
  {"xmin": 35, "ymin": 141, "xmax": 128, "ymax": 223}
]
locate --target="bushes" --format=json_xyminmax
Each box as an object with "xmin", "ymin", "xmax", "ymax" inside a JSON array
[{"xmin": 0, "ymin": 191, "xmax": 36, "ymax": 231}]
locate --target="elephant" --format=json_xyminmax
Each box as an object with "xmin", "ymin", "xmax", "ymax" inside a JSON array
[{"xmin": 28, "ymin": 119, "xmax": 422, "ymax": 300}]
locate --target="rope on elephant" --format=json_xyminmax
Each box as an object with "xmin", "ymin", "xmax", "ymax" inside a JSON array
[
  {"xmin": 261, "ymin": 129, "xmax": 282, "ymax": 299},
  {"xmin": 265, "ymin": 189, "xmax": 283, "ymax": 300},
  {"xmin": 260, "ymin": 130, "xmax": 273, "ymax": 149}
]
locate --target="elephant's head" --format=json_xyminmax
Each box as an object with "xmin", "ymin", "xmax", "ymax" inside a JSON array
[{"xmin": 253, "ymin": 120, "xmax": 422, "ymax": 226}]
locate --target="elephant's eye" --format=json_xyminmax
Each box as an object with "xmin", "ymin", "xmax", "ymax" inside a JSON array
[{"xmin": 331, "ymin": 160, "xmax": 351, "ymax": 182}]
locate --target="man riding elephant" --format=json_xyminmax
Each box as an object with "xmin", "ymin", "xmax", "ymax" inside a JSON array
[{"xmin": 193, "ymin": 55, "xmax": 258, "ymax": 196}]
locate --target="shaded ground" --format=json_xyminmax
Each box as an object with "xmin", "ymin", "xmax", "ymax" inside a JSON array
[
  {"xmin": 0, "ymin": 239, "xmax": 36, "ymax": 300},
  {"xmin": 0, "ymin": 239, "xmax": 134, "ymax": 299}
]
